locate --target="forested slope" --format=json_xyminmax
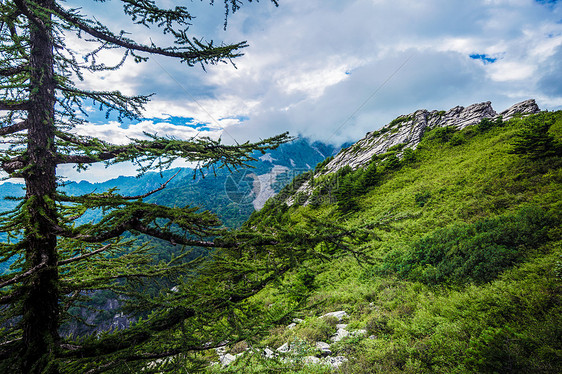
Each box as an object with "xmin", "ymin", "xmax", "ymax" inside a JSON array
[{"xmin": 209, "ymin": 110, "xmax": 562, "ymax": 373}]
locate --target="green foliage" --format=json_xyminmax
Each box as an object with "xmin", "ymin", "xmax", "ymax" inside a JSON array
[
  {"xmin": 423, "ymin": 125, "xmax": 458, "ymax": 143},
  {"xmin": 401, "ymin": 147, "xmax": 416, "ymax": 164},
  {"xmin": 379, "ymin": 153, "xmax": 401, "ymax": 171},
  {"xmin": 242, "ymin": 110, "xmax": 562, "ymax": 374},
  {"xmin": 414, "ymin": 190, "xmax": 431, "ymax": 207},
  {"xmin": 379, "ymin": 205, "xmax": 556, "ymax": 284},
  {"xmin": 0, "ymin": 1, "xmax": 294, "ymax": 373},
  {"xmin": 510, "ymin": 112, "xmax": 562, "ymax": 160},
  {"xmin": 314, "ymin": 156, "xmax": 334, "ymax": 173},
  {"xmin": 448, "ymin": 132, "xmax": 465, "ymax": 145},
  {"xmin": 388, "ymin": 116, "xmax": 412, "ymax": 128},
  {"xmin": 477, "ymin": 116, "xmax": 503, "ymax": 133}
]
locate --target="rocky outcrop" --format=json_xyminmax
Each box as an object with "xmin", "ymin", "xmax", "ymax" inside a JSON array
[
  {"xmin": 213, "ymin": 310, "xmax": 364, "ymax": 369},
  {"xmin": 499, "ymin": 99, "xmax": 540, "ymax": 120},
  {"xmin": 284, "ymin": 100, "xmax": 540, "ymax": 206},
  {"xmin": 321, "ymin": 99, "xmax": 539, "ymax": 175}
]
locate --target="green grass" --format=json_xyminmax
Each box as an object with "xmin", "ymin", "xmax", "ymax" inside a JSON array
[{"xmin": 207, "ymin": 112, "xmax": 562, "ymax": 373}]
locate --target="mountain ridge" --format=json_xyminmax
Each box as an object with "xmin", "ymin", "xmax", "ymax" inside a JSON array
[{"xmin": 286, "ymin": 99, "xmax": 540, "ymax": 206}]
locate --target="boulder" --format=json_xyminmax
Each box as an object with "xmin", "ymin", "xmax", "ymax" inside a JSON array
[
  {"xmin": 321, "ymin": 311, "xmax": 348, "ymax": 320},
  {"xmin": 316, "ymin": 341, "xmax": 332, "ymax": 356}
]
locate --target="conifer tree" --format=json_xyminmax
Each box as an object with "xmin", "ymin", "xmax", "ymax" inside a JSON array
[
  {"xmin": 0, "ymin": 1, "xmax": 293, "ymax": 373},
  {"xmin": 509, "ymin": 112, "xmax": 561, "ymax": 160}
]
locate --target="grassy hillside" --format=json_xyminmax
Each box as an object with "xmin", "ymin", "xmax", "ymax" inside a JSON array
[{"xmin": 209, "ymin": 112, "xmax": 562, "ymax": 373}]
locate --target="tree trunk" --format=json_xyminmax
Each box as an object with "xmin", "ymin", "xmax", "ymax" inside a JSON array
[{"xmin": 21, "ymin": 0, "xmax": 60, "ymax": 372}]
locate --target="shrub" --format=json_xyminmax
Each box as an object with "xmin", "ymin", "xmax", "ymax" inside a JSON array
[
  {"xmin": 414, "ymin": 190, "xmax": 431, "ymax": 207},
  {"xmin": 449, "ymin": 132, "xmax": 465, "ymax": 146},
  {"xmin": 401, "ymin": 148, "xmax": 416, "ymax": 164},
  {"xmin": 379, "ymin": 205, "xmax": 556, "ymax": 284},
  {"xmin": 509, "ymin": 112, "xmax": 561, "ymax": 160},
  {"xmin": 423, "ymin": 125, "xmax": 458, "ymax": 143},
  {"xmin": 477, "ymin": 116, "xmax": 503, "ymax": 133}
]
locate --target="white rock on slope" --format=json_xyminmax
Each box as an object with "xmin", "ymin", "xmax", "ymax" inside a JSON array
[{"xmin": 286, "ymin": 99, "xmax": 540, "ymax": 206}]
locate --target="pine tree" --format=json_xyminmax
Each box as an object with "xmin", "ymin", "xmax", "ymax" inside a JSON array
[
  {"xmin": 0, "ymin": 1, "xmax": 289, "ymax": 372},
  {"xmin": 509, "ymin": 112, "xmax": 561, "ymax": 160}
]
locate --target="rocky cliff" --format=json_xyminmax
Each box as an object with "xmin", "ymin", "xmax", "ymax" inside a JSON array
[
  {"xmin": 286, "ymin": 99, "xmax": 540, "ymax": 206},
  {"xmin": 322, "ymin": 99, "xmax": 539, "ymax": 174}
]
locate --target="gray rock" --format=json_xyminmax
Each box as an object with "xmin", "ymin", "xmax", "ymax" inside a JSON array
[
  {"xmin": 499, "ymin": 99, "xmax": 540, "ymax": 120},
  {"xmin": 216, "ymin": 347, "xmax": 226, "ymax": 355},
  {"xmin": 321, "ymin": 311, "xmax": 348, "ymax": 321},
  {"xmin": 293, "ymin": 318, "xmax": 304, "ymax": 323},
  {"xmin": 316, "ymin": 341, "xmax": 332, "ymax": 356},
  {"xmin": 336, "ymin": 323, "xmax": 348, "ymax": 329},
  {"xmin": 331, "ymin": 327, "xmax": 349, "ymax": 342},
  {"xmin": 263, "ymin": 347, "xmax": 275, "ymax": 358},
  {"xmin": 303, "ymin": 356, "xmax": 321, "ymax": 364},
  {"xmin": 277, "ymin": 342, "xmax": 290, "ymax": 353},
  {"xmin": 286, "ymin": 323, "xmax": 297, "ymax": 329},
  {"xmin": 323, "ymin": 355, "xmax": 348, "ymax": 368},
  {"xmin": 285, "ymin": 100, "xmax": 541, "ymax": 206},
  {"xmin": 220, "ymin": 353, "xmax": 237, "ymax": 366},
  {"xmin": 351, "ymin": 329, "xmax": 367, "ymax": 336}
]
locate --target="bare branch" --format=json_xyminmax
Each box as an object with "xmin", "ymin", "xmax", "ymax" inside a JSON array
[
  {"xmin": 0, "ymin": 120, "xmax": 27, "ymax": 136},
  {"xmin": 1, "ymin": 156, "xmax": 26, "ymax": 174},
  {"xmin": 57, "ymin": 244, "xmax": 112, "ymax": 266},
  {"xmin": 0, "ymin": 64, "xmax": 28, "ymax": 77},
  {"xmin": 0, "ymin": 258, "xmax": 48, "ymax": 288},
  {"xmin": 0, "ymin": 100, "xmax": 30, "ymax": 111},
  {"xmin": 117, "ymin": 170, "xmax": 179, "ymax": 200}
]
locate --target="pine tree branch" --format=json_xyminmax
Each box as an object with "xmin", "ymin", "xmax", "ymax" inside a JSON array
[
  {"xmin": 120, "ymin": 170, "xmax": 179, "ymax": 200},
  {"xmin": 53, "ymin": 132, "xmax": 292, "ymax": 169},
  {"xmin": 53, "ymin": 218, "xmax": 218, "ymax": 247},
  {"xmin": 57, "ymin": 86, "xmax": 149, "ymax": 120},
  {"xmin": 55, "ymin": 131, "xmax": 106, "ymax": 148},
  {"xmin": 13, "ymin": 0, "xmax": 46, "ymax": 30},
  {"xmin": 53, "ymin": 4, "xmax": 247, "ymax": 64},
  {"xmin": 0, "ymin": 258, "xmax": 48, "ymax": 288},
  {"xmin": 57, "ymin": 244, "xmax": 112, "ymax": 266},
  {"xmin": 0, "ymin": 288, "xmax": 23, "ymax": 305},
  {"xmin": 60, "ymin": 306, "xmax": 196, "ymax": 358},
  {"xmin": 0, "ymin": 100, "xmax": 30, "ymax": 111},
  {"xmin": 0, "ymin": 339, "xmax": 22, "ymax": 360},
  {"xmin": 0, "ymin": 64, "xmax": 28, "ymax": 77},
  {"xmin": 0, "ymin": 120, "xmax": 27, "ymax": 136}
]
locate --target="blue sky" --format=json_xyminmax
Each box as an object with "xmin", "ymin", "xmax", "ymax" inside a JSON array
[{"xmin": 56, "ymin": 0, "xmax": 562, "ymax": 181}]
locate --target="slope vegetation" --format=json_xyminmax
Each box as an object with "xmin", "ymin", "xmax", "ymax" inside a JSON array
[{"xmin": 210, "ymin": 110, "xmax": 562, "ymax": 373}]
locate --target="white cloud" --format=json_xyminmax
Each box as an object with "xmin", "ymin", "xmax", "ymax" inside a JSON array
[
  {"xmin": 488, "ymin": 61, "xmax": 536, "ymax": 81},
  {"xmin": 54, "ymin": 0, "xmax": 562, "ymax": 182}
]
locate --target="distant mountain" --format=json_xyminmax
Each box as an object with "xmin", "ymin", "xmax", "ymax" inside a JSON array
[{"xmin": 0, "ymin": 138, "xmax": 341, "ymax": 228}]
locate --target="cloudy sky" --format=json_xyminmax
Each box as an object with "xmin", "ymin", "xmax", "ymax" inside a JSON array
[{"xmin": 57, "ymin": 0, "xmax": 562, "ymax": 181}]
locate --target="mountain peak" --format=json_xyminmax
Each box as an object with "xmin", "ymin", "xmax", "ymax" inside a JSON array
[
  {"xmin": 321, "ymin": 99, "xmax": 539, "ymax": 175},
  {"xmin": 285, "ymin": 99, "xmax": 540, "ymax": 206}
]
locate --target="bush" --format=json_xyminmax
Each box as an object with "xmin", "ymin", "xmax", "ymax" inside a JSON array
[
  {"xmin": 423, "ymin": 126, "xmax": 458, "ymax": 143},
  {"xmin": 401, "ymin": 148, "xmax": 416, "ymax": 164},
  {"xmin": 379, "ymin": 205, "xmax": 556, "ymax": 284},
  {"xmin": 414, "ymin": 190, "xmax": 431, "ymax": 207},
  {"xmin": 477, "ymin": 116, "xmax": 503, "ymax": 133},
  {"xmin": 449, "ymin": 132, "xmax": 465, "ymax": 146},
  {"xmin": 509, "ymin": 112, "xmax": 561, "ymax": 160}
]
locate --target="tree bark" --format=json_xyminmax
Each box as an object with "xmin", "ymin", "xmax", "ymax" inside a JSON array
[{"xmin": 20, "ymin": 0, "xmax": 60, "ymax": 372}]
